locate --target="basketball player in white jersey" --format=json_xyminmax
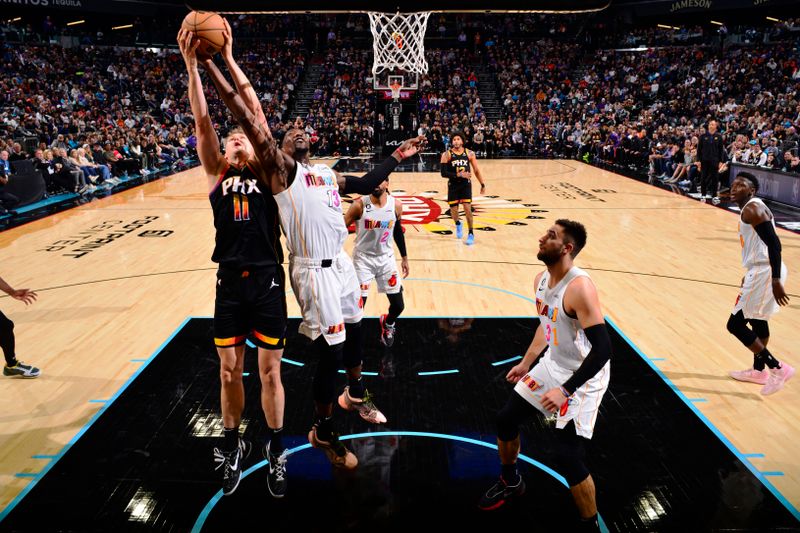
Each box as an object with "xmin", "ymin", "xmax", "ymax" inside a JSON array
[
  {"xmin": 195, "ymin": 35, "xmax": 424, "ymax": 469},
  {"xmin": 479, "ymin": 219, "xmax": 610, "ymax": 533},
  {"xmin": 726, "ymin": 172, "xmax": 793, "ymax": 395},
  {"xmin": 344, "ymin": 177, "xmax": 409, "ymax": 347}
]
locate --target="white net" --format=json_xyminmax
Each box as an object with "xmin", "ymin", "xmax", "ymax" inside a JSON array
[{"xmin": 368, "ymin": 11, "xmax": 431, "ymax": 76}]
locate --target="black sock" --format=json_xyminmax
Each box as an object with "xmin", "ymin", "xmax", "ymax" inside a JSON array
[
  {"xmin": 315, "ymin": 415, "xmax": 334, "ymax": 441},
  {"xmin": 223, "ymin": 426, "xmax": 239, "ymax": 453},
  {"xmin": 501, "ymin": 463, "xmax": 518, "ymax": 483},
  {"xmin": 267, "ymin": 426, "xmax": 284, "ymax": 455},
  {"xmin": 348, "ymin": 376, "xmax": 365, "ymax": 398},
  {"xmin": 6, "ymin": 357, "xmax": 18, "ymax": 367},
  {"xmin": 469, "ymin": 229, "xmax": 474, "ymax": 235},
  {"xmin": 756, "ymin": 348, "xmax": 781, "ymax": 370}
]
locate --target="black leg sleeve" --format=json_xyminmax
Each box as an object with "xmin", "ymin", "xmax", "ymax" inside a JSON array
[
  {"xmin": 343, "ymin": 321, "xmax": 363, "ymax": 370},
  {"xmin": 0, "ymin": 311, "xmax": 16, "ymax": 366},
  {"xmin": 386, "ymin": 291, "xmax": 405, "ymax": 323},
  {"xmin": 313, "ymin": 337, "xmax": 343, "ymax": 404}
]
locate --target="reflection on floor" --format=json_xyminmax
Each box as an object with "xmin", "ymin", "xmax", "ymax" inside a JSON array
[{"xmin": 2, "ymin": 318, "xmax": 797, "ymax": 532}]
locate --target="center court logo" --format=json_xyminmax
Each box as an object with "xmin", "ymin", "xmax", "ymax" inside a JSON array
[
  {"xmin": 394, "ymin": 193, "xmax": 547, "ymax": 236},
  {"xmin": 345, "ymin": 193, "xmax": 547, "ymax": 236}
]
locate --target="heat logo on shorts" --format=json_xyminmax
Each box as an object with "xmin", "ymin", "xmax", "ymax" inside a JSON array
[{"xmin": 388, "ymin": 274, "xmax": 398, "ymax": 287}]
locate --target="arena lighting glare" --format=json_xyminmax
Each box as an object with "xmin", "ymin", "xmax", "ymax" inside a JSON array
[
  {"xmin": 766, "ymin": 16, "xmax": 782, "ymax": 22},
  {"xmin": 710, "ymin": 20, "xmax": 723, "ymax": 25},
  {"xmin": 66, "ymin": 20, "xmax": 85, "ymax": 26},
  {"xmin": 112, "ymin": 24, "xmax": 134, "ymax": 30},
  {"xmin": 10, "ymin": 17, "xmax": 21, "ymax": 22}
]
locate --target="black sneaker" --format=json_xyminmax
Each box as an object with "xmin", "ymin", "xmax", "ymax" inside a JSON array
[
  {"xmin": 478, "ymin": 475, "xmax": 526, "ymax": 510},
  {"xmin": 213, "ymin": 439, "xmax": 251, "ymax": 495},
  {"xmin": 264, "ymin": 441, "xmax": 288, "ymax": 498}
]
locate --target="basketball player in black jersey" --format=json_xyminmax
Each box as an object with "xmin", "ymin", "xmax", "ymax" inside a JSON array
[
  {"xmin": 191, "ymin": 25, "xmax": 423, "ymax": 470},
  {"xmin": 179, "ymin": 29, "xmax": 288, "ymax": 498},
  {"xmin": 440, "ymin": 132, "xmax": 486, "ymax": 245}
]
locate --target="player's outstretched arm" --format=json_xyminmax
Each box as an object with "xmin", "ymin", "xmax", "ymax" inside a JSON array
[
  {"xmin": 336, "ymin": 136, "xmax": 425, "ymax": 195},
  {"xmin": 178, "ymin": 29, "xmax": 224, "ymax": 184},
  {"xmin": 220, "ymin": 19, "xmax": 269, "ymax": 134},
  {"xmin": 198, "ymin": 56, "xmax": 289, "ymax": 193},
  {"xmin": 0, "ymin": 275, "xmax": 37, "ymax": 305}
]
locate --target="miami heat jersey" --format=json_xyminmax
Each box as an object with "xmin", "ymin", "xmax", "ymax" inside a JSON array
[
  {"xmin": 739, "ymin": 197, "xmax": 774, "ymax": 269},
  {"xmin": 209, "ymin": 162, "xmax": 282, "ymax": 269},
  {"xmin": 535, "ymin": 267, "xmax": 594, "ymax": 373},
  {"xmin": 274, "ymin": 161, "xmax": 347, "ymax": 260},
  {"xmin": 354, "ymin": 194, "xmax": 396, "ymax": 257},
  {"xmin": 447, "ymin": 148, "xmax": 471, "ymax": 179}
]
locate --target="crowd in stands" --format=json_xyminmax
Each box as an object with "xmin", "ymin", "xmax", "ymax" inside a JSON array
[{"xmin": 2, "ymin": 13, "xmax": 800, "ymax": 214}]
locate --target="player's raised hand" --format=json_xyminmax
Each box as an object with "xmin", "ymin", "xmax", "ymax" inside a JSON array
[
  {"xmin": 394, "ymin": 135, "xmax": 426, "ymax": 160},
  {"xmin": 221, "ymin": 18, "xmax": 233, "ymax": 60},
  {"xmin": 177, "ymin": 29, "xmax": 201, "ymax": 69}
]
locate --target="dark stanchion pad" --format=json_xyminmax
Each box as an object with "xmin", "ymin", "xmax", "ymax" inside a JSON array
[{"xmin": 2, "ymin": 318, "xmax": 797, "ymax": 532}]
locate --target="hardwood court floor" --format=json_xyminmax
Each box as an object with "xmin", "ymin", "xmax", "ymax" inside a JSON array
[{"xmin": 1, "ymin": 160, "xmax": 798, "ymax": 517}]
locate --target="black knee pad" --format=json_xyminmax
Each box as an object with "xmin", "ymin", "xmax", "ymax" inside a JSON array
[
  {"xmin": 727, "ymin": 311, "xmax": 757, "ymax": 347},
  {"xmin": 313, "ymin": 338, "xmax": 343, "ymax": 404},
  {"xmin": 748, "ymin": 318, "xmax": 770, "ymax": 340},
  {"xmin": 497, "ymin": 406, "xmax": 521, "ymax": 442},
  {"xmin": 387, "ymin": 291, "xmax": 405, "ymax": 317},
  {"xmin": 553, "ymin": 426, "xmax": 590, "ymax": 486},
  {"xmin": 496, "ymin": 393, "xmax": 537, "ymax": 442},
  {"xmin": 342, "ymin": 321, "xmax": 363, "ymax": 370}
]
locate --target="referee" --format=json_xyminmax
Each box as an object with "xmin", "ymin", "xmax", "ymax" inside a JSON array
[{"xmin": 697, "ymin": 119, "xmax": 726, "ymax": 203}]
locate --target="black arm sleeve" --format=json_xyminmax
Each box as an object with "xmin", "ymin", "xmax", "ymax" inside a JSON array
[
  {"xmin": 440, "ymin": 163, "xmax": 457, "ymax": 179},
  {"xmin": 343, "ymin": 155, "xmax": 399, "ymax": 195},
  {"xmin": 393, "ymin": 214, "xmax": 407, "ymax": 257},
  {"xmin": 562, "ymin": 323, "xmax": 612, "ymax": 395},
  {"xmin": 754, "ymin": 220, "xmax": 783, "ymax": 278}
]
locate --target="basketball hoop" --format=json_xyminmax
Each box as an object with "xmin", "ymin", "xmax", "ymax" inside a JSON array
[{"xmin": 368, "ymin": 11, "xmax": 431, "ymax": 75}]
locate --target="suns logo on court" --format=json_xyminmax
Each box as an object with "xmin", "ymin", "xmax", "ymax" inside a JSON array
[
  {"xmin": 395, "ymin": 193, "xmax": 547, "ymax": 237},
  {"xmin": 344, "ymin": 193, "xmax": 547, "ymax": 237}
]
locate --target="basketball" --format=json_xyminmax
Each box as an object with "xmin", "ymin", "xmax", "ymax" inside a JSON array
[{"xmin": 181, "ymin": 11, "xmax": 226, "ymax": 59}]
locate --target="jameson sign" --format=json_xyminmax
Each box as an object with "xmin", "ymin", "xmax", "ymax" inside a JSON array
[
  {"xmin": 670, "ymin": 0, "xmax": 712, "ymax": 11},
  {"xmin": 0, "ymin": 0, "xmax": 160, "ymax": 14},
  {"xmin": 624, "ymin": 0, "xmax": 796, "ymax": 15}
]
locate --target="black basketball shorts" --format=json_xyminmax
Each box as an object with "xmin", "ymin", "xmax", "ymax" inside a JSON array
[
  {"xmin": 213, "ymin": 265, "xmax": 287, "ymax": 350},
  {"xmin": 447, "ymin": 179, "xmax": 472, "ymax": 206}
]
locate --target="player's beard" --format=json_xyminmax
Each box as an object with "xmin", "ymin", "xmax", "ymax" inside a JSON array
[
  {"xmin": 537, "ymin": 247, "xmax": 562, "ymax": 266},
  {"xmin": 372, "ymin": 187, "xmax": 383, "ymax": 197}
]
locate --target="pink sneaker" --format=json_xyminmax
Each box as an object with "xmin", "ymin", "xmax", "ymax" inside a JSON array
[
  {"xmin": 761, "ymin": 363, "xmax": 795, "ymax": 396},
  {"xmin": 338, "ymin": 386, "xmax": 387, "ymax": 424},
  {"xmin": 729, "ymin": 368, "xmax": 769, "ymax": 385}
]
